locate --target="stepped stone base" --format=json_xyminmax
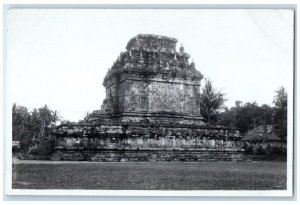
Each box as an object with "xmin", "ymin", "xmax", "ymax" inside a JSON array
[{"xmin": 51, "ymin": 149, "xmax": 245, "ymax": 162}]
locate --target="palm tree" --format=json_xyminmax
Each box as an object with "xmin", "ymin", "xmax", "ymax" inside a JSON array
[{"xmin": 200, "ymin": 79, "xmax": 225, "ymax": 125}]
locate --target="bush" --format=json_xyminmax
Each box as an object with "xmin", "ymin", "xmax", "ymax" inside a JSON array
[
  {"xmin": 29, "ymin": 139, "xmax": 54, "ymax": 157},
  {"xmin": 19, "ymin": 139, "xmax": 33, "ymax": 153},
  {"xmin": 243, "ymin": 142, "xmax": 287, "ymax": 161},
  {"xmin": 266, "ymin": 144, "xmax": 273, "ymax": 155},
  {"xmin": 256, "ymin": 145, "xmax": 266, "ymax": 155},
  {"xmin": 272, "ymin": 146, "xmax": 286, "ymax": 154},
  {"xmin": 12, "ymin": 146, "xmax": 20, "ymax": 154},
  {"xmin": 242, "ymin": 142, "xmax": 252, "ymax": 154}
]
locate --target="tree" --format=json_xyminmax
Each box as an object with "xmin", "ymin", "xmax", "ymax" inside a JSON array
[
  {"xmin": 12, "ymin": 103, "xmax": 29, "ymax": 141},
  {"xmin": 37, "ymin": 105, "xmax": 56, "ymax": 140},
  {"xmin": 235, "ymin": 102, "xmax": 262, "ymax": 134},
  {"xmin": 199, "ymin": 79, "xmax": 225, "ymax": 125},
  {"xmin": 12, "ymin": 104, "xmax": 32, "ymax": 152},
  {"xmin": 260, "ymin": 104, "xmax": 275, "ymax": 125},
  {"xmin": 218, "ymin": 106, "xmax": 237, "ymax": 127},
  {"xmin": 218, "ymin": 102, "xmax": 275, "ymax": 135},
  {"xmin": 12, "ymin": 103, "xmax": 61, "ymax": 154},
  {"xmin": 273, "ymin": 87, "xmax": 287, "ymax": 139}
]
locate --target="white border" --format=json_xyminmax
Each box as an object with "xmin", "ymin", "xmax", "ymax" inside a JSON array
[
  {"xmin": 2, "ymin": 3, "xmax": 296, "ymax": 198},
  {"xmin": 5, "ymin": 189, "xmax": 295, "ymax": 197}
]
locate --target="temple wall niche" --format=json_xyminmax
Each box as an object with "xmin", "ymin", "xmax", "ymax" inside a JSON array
[
  {"xmin": 148, "ymin": 81, "xmax": 200, "ymax": 115},
  {"xmin": 118, "ymin": 80, "xmax": 148, "ymax": 113}
]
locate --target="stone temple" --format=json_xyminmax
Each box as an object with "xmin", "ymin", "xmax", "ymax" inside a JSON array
[{"xmin": 52, "ymin": 34, "xmax": 244, "ymax": 161}]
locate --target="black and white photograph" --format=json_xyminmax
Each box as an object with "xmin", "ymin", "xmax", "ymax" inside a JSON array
[{"xmin": 4, "ymin": 6, "xmax": 295, "ymax": 197}]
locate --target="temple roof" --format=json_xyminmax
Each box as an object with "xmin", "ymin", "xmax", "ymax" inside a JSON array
[
  {"xmin": 126, "ymin": 34, "xmax": 178, "ymax": 51},
  {"xmin": 242, "ymin": 125, "xmax": 284, "ymax": 142},
  {"xmin": 103, "ymin": 34, "xmax": 203, "ymax": 86}
]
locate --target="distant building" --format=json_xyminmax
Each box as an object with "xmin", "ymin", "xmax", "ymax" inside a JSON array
[{"xmin": 242, "ymin": 124, "xmax": 286, "ymax": 150}]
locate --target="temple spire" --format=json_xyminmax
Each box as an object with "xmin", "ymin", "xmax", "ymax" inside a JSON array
[
  {"xmin": 135, "ymin": 36, "xmax": 140, "ymax": 48},
  {"xmin": 138, "ymin": 52, "xmax": 144, "ymax": 64},
  {"xmin": 190, "ymin": 58, "xmax": 195, "ymax": 68},
  {"xmin": 124, "ymin": 50, "xmax": 132, "ymax": 63},
  {"xmin": 180, "ymin": 44, "xmax": 185, "ymax": 53},
  {"xmin": 165, "ymin": 62, "xmax": 170, "ymax": 70}
]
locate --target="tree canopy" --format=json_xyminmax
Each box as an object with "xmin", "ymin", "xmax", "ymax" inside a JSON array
[
  {"xmin": 217, "ymin": 87, "xmax": 287, "ymax": 137},
  {"xmin": 12, "ymin": 104, "xmax": 61, "ymax": 152}
]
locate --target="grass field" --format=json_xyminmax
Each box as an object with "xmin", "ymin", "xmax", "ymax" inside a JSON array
[{"xmin": 12, "ymin": 161, "xmax": 287, "ymax": 190}]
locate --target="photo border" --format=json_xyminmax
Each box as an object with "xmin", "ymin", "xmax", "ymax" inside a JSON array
[{"xmin": 2, "ymin": 3, "xmax": 297, "ymax": 201}]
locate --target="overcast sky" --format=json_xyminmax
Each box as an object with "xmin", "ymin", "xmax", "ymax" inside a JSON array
[{"xmin": 7, "ymin": 9, "xmax": 294, "ymax": 122}]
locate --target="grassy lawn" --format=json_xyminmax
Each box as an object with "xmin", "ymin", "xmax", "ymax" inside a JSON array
[{"xmin": 12, "ymin": 161, "xmax": 286, "ymax": 190}]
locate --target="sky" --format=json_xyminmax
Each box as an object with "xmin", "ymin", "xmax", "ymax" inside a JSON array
[{"xmin": 7, "ymin": 9, "xmax": 294, "ymax": 122}]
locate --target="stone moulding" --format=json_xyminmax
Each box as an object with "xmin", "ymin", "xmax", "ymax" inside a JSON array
[
  {"xmin": 51, "ymin": 149, "xmax": 245, "ymax": 162},
  {"xmin": 52, "ymin": 122, "xmax": 244, "ymax": 162}
]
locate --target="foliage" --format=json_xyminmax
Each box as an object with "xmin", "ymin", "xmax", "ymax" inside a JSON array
[
  {"xmin": 217, "ymin": 87, "xmax": 287, "ymax": 137},
  {"xmin": 236, "ymin": 102, "xmax": 267, "ymax": 134},
  {"xmin": 200, "ymin": 79, "xmax": 226, "ymax": 124},
  {"xmin": 273, "ymin": 87, "xmax": 287, "ymax": 139},
  {"xmin": 12, "ymin": 103, "xmax": 60, "ymax": 154},
  {"xmin": 218, "ymin": 102, "xmax": 275, "ymax": 134},
  {"xmin": 12, "ymin": 104, "xmax": 31, "ymax": 141},
  {"xmin": 12, "ymin": 104, "xmax": 33, "ymax": 152},
  {"xmin": 242, "ymin": 141, "xmax": 286, "ymax": 157},
  {"xmin": 217, "ymin": 107, "xmax": 236, "ymax": 127},
  {"xmin": 29, "ymin": 139, "xmax": 54, "ymax": 157},
  {"xmin": 242, "ymin": 142, "xmax": 286, "ymax": 159},
  {"xmin": 60, "ymin": 120, "xmax": 76, "ymax": 125},
  {"xmin": 12, "ymin": 145, "xmax": 20, "ymax": 154}
]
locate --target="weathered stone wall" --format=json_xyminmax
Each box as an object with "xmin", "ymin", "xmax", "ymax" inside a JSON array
[
  {"xmin": 117, "ymin": 77, "xmax": 201, "ymax": 117},
  {"xmin": 52, "ymin": 149, "xmax": 245, "ymax": 162},
  {"xmin": 101, "ymin": 34, "xmax": 203, "ymax": 124},
  {"xmin": 53, "ymin": 123, "xmax": 242, "ymax": 153},
  {"xmin": 55, "ymin": 135, "xmax": 240, "ymax": 150},
  {"xmin": 52, "ymin": 119, "xmax": 243, "ymax": 161}
]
